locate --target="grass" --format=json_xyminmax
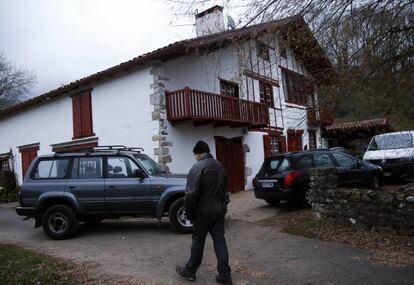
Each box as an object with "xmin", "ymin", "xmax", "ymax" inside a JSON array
[{"xmin": 0, "ymin": 243, "xmax": 87, "ymax": 285}]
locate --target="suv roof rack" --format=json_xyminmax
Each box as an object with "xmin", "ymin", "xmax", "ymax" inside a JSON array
[
  {"xmin": 93, "ymin": 145, "xmax": 144, "ymax": 153},
  {"xmin": 53, "ymin": 145, "xmax": 144, "ymax": 155}
]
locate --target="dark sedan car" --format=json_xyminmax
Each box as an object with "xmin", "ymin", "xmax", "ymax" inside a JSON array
[{"xmin": 253, "ymin": 149, "xmax": 384, "ymax": 207}]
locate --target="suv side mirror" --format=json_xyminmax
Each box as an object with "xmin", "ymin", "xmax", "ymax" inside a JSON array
[
  {"xmin": 134, "ymin": 169, "xmax": 146, "ymax": 179},
  {"xmin": 355, "ymin": 161, "xmax": 362, "ymax": 168}
]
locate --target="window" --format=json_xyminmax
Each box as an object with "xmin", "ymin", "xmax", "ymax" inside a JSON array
[
  {"xmin": 262, "ymin": 157, "xmax": 291, "ymax": 173},
  {"xmin": 72, "ymin": 91, "xmax": 94, "ymax": 139},
  {"xmin": 259, "ymin": 81, "xmax": 274, "ymax": 107},
  {"xmin": 282, "ymin": 69, "xmax": 313, "ymax": 106},
  {"xmin": 220, "ymin": 80, "xmax": 239, "ymax": 98},
  {"xmin": 256, "ymin": 41, "xmax": 270, "ymax": 61},
  {"xmin": 133, "ymin": 154, "xmax": 167, "ymax": 175},
  {"xmin": 263, "ymin": 135, "xmax": 286, "ymax": 157},
  {"xmin": 314, "ymin": 154, "xmax": 335, "ymax": 167},
  {"xmin": 0, "ymin": 159, "xmax": 10, "ymax": 172},
  {"xmin": 262, "ymin": 157, "xmax": 282, "ymax": 171},
  {"xmin": 79, "ymin": 157, "xmax": 102, "ymax": 179},
  {"xmin": 107, "ymin": 156, "xmax": 140, "ymax": 178},
  {"xmin": 269, "ymin": 137, "xmax": 279, "ymax": 154},
  {"xmin": 269, "ymin": 160, "xmax": 279, "ymax": 170},
  {"xmin": 34, "ymin": 159, "xmax": 69, "ymax": 179},
  {"xmin": 332, "ymin": 153, "xmax": 356, "ymax": 168},
  {"xmin": 295, "ymin": 156, "xmax": 313, "ymax": 169},
  {"xmin": 278, "ymin": 158, "xmax": 291, "ymax": 172}
]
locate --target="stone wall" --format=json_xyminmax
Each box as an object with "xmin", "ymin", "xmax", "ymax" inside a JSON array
[
  {"xmin": 150, "ymin": 63, "xmax": 172, "ymax": 168},
  {"xmin": 310, "ymin": 167, "xmax": 414, "ymax": 236}
]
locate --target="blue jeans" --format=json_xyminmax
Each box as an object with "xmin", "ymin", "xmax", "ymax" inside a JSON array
[{"xmin": 185, "ymin": 213, "xmax": 231, "ymax": 279}]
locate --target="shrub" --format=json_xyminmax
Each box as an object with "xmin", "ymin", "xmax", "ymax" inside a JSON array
[{"xmin": 0, "ymin": 170, "xmax": 18, "ymax": 203}]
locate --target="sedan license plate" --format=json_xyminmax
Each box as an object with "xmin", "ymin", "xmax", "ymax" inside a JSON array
[
  {"xmin": 384, "ymin": 172, "xmax": 392, "ymax": 177},
  {"xmin": 261, "ymin": 182, "xmax": 274, "ymax": 188}
]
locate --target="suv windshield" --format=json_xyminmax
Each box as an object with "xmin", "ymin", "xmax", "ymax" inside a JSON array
[
  {"xmin": 133, "ymin": 154, "xmax": 168, "ymax": 175},
  {"xmin": 368, "ymin": 134, "xmax": 413, "ymax": 150}
]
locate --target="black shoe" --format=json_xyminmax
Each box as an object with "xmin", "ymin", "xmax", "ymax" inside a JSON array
[
  {"xmin": 215, "ymin": 274, "xmax": 233, "ymax": 285},
  {"xmin": 176, "ymin": 265, "xmax": 196, "ymax": 281}
]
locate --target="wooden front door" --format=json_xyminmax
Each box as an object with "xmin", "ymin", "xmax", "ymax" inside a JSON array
[{"xmin": 215, "ymin": 136, "xmax": 244, "ymax": 193}]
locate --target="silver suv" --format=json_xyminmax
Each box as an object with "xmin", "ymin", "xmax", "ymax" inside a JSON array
[{"xmin": 16, "ymin": 146, "xmax": 192, "ymax": 239}]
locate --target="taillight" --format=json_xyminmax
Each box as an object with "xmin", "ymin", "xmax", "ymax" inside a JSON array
[
  {"xmin": 284, "ymin": 171, "xmax": 300, "ymax": 188},
  {"xmin": 252, "ymin": 178, "xmax": 257, "ymax": 188}
]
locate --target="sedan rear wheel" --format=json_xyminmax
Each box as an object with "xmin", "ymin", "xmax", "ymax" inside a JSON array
[{"xmin": 300, "ymin": 188, "xmax": 312, "ymax": 208}]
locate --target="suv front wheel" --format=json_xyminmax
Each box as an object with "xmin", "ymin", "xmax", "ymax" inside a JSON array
[
  {"xmin": 42, "ymin": 204, "xmax": 79, "ymax": 240},
  {"xmin": 169, "ymin": 197, "xmax": 193, "ymax": 234}
]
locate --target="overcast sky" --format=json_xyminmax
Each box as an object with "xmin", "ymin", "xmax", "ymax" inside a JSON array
[{"xmin": 0, "ymin": 0, "xmax": 204, "ymax": 97}]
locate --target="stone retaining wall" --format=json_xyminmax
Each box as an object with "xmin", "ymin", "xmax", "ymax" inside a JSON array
[{"xmin": 309, "ymin": 167, "xmax": 414, "ymax": 236}]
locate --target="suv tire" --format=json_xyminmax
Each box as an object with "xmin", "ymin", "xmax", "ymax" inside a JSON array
[
  {"xmin": 169, "ymin": 197, "xmax": 193, "ymax": 234},
  {"xmin": 42, "ymin": 204, "xmax": 79, "ymax": 240}
]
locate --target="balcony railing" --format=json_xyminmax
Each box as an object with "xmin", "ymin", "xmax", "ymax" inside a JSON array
[
  {"xmin": 166, "ymin": 87, "xmax": 269, "ymax": 127},
  {"xmin": 307, "ymin": 107, "xmax": 334, "ymax": 126}
]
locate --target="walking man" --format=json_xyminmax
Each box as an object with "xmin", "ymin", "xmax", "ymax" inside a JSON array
[{"xmin": 176, "ymin": 140, "xmax": 232, "ymax": 285}]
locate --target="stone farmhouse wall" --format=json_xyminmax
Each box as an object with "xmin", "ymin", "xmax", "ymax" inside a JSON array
[{"xmin": 309, "ymin": 167, "xmax": 414, "ymax": 236}]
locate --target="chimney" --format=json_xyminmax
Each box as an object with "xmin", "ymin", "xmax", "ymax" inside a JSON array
[{"xmin": 195, "ymin": 5, "xmax": 225, "ymax": 37}]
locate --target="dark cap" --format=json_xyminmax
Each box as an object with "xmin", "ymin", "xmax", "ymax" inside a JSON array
[{"xmin": 193, "ymin": 140, "xmax": 210, "ymax": 154}]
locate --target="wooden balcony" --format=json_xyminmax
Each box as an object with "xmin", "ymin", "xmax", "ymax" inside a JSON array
[
  {"xmin": 166, "ymin": 87, "xmax": 269, "ymax": 127},
  {"xmin": 307, "ymin": 107, "xmax": 334, "ymax": 126}
]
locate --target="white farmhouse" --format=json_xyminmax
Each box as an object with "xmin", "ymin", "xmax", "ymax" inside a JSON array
[{"xmin": 0, "ymin": 6, "xmax": 333, "ymax": 192}]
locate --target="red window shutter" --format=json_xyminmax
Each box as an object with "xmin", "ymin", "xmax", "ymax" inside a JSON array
[
  {"xmin": 20, "ymin": 147, "xmax": 39, "ymax": 178},
  {"xmin": 263, "ymin": 135, "xmax": 272, "ymax": 157},
  {"xmin": 308, "ymin": 130, "xmax": 317, "ymax": 149},
  {"xmin": 72, "ymin": 91, "xmax": 93, "ymax": 139},
  {"xmin": 287, "ymin": 131, "xmax": 294, "ymax": 152},
  {"xmin": 80, "ymin": 92, "xmax": 93, "ymax": 137},
  {"xmin": 72, "ymin": 94, "xmax": 82, "ymax": 138},
  {"xmin": 278, "ymin": 136, "xmax": 287, "ymax": 153}
]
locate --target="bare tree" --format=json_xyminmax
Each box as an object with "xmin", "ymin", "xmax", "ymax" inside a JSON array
[{"xmin": 0, "ymin": 53, "xmax": 37, "ymax": 110}]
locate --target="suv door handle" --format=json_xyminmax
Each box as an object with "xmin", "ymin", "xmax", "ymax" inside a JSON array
[
  {"xmin": 108, "ymin": 185, "xmax": 116, "ymax": 189},
  {"xmin": 68, "ymin": 186, "xmax": 76, "ymax": 189}
]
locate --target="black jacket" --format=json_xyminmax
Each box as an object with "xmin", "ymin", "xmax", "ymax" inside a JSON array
[{"xmin": 184, "ymin": 153, "xmax": 229, "ymax": 217}]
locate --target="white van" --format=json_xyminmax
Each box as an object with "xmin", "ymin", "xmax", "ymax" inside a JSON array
[{"xmin": 363, "ymin": 131, "xmax": 414, "ymax": 178}]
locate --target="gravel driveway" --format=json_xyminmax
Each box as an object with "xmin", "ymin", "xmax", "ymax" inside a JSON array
[{"xmin": 1, "ymin": 190, "xmax": 413, "ymax": 285}]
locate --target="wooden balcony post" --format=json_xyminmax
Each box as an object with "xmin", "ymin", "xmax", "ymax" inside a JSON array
[
  {"xmin": 165, "ymin": 91, "xmax": 170, "ymax": 120},
  {"xmin": 184, "ymin": 86, "xmax": 191, "ymax": 117}
]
